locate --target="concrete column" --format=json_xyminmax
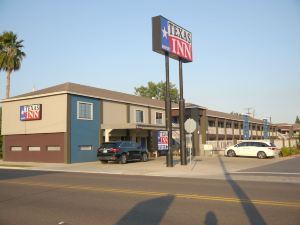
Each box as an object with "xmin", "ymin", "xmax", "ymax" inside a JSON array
[
  {"xmin": 239, "ymin": 122, "xmax": 242, "ymax": 140},
  {"xmin": 232, "ymin": 121, "xmax": 234, "ymax": 141},
  {"xmin": 255, "ymin": 123, "xmax": 258, "ymax": 139},
  {"xmin": 104, "ymin": 129, "xmax": 112, "ymax": 142},
  {"xmin": 224, "ymin": 119, "xmax": 227, "ymax": 141}
]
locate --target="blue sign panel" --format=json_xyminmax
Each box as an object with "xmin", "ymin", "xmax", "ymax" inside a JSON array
[
  {"xmin": 263, "ymin": 119, "xmax": 269, "ymax": 139},
  {"xmin": 243, "ymin": 115, "xmax": 250, "ymax": 140},
  {"xmin": 157, "ymin": 131, "xmax": 168, "ymax": 150}
]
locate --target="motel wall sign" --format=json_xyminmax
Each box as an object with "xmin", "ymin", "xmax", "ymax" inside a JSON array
[
  {"xmin": 20, "ymin": 104, "xmax": 42, "ymax": 121},
  {"xmin": 152, "ymin": 15, "xmax": 192, "ymax": 63}
]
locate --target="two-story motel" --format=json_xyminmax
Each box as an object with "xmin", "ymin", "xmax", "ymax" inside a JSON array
[
  {"xmin": 1, "ymin": 82, "xmax": 279, "ymax": 163},
  {"xmin": 1, "ymin": 82, "xmax": 166, "ymax": 163}
]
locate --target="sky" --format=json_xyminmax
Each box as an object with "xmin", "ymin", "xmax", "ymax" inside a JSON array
[{"xmin": 0, "ymin": 0, "xmax": 299, "ymax": 123}]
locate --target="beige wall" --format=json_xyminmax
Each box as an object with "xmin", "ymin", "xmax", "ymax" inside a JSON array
[
  {"xmin": 102, "ymin": 101, "xmax": 127, "ymax": 125},
  {"xmin": 2, "ymin": 95, "xmax": 68, "ymax": 135},
  {"xmin": 130, "ymin": 105, "xmax": 149, "ymax": 124},
  {"xmin": 150, "ymin": 109, "xmax": 165, "ymax": 126}
]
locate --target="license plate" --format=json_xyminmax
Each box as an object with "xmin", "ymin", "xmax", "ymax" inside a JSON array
[{"xmin": 103, "ymin": 150, "xmax": 107, "ymax": 153}]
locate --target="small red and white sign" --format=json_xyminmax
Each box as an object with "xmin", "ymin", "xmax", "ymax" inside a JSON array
[{"xmin": 157, "ymin": 130, "xmax": 168, "ymax": 150}]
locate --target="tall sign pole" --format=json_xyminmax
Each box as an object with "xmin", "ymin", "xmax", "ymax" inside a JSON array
[
  {"xmin": 165, "ymin": 53, "xmax": 173, "ymax": 167},
  {"xmin": 152, "ymin": 15, "xmax": 192, "ymax": 167},
  {"xmin": 179, "ymin": 59, "xmax": 187, "ymax": 165}
]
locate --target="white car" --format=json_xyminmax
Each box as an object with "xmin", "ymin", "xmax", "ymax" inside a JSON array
[{"xmin": 225, "ymin": 140, "xmax": 279, "ymax": 159}]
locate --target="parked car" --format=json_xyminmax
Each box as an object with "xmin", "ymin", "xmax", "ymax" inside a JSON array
[
  {"xmin": 97, "ymin": 141, "xmax": 148, "ymax": 164},
  {"xmin": 225, "ymin": 140, "xmax": 279, "ymax": 159}
]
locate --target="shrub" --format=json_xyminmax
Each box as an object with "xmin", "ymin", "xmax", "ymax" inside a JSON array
[{"xmin": 280, "ymin": 147, "xmax": 300, "ymax": 157}]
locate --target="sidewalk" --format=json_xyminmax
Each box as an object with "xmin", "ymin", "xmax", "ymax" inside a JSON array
[{"xmin": 1, "ymin": 156, "xmax": 299, "ymax": 183}]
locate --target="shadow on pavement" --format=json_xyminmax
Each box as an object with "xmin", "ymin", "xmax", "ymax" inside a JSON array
[
  {"xmin": 218, "ymin": 157, "xmax": 267, "ymax": 225},
  {"xmin": 115, "ymin": 195, "xmax": 174, "ymax": 225},
  {"xmin": 205, "ymin": 211, "xmax": 218, "ymax": 225},
  {"xmin": 0, "ymin": 169, "xmax": 58, "ymax": 180}
]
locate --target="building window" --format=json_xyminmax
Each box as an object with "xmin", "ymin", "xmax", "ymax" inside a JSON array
[
  {"xmin": 28, "ymin": 146, "xmax": 41, "ymax": 151},
  {"xmin": 136, "ymin": 110, "xmax": 144, "ymax": 123},
  {"xmin": 208, "ymin": 121, "xmax": 215, "ymax": 127},
  {"xmin": 226, "ymin": 122, "xmax": 232, "ymax": 128},
  {"xmin": 77, "ymin": 101, "xmax": 93, "ymax": 120},
  {"xmin": 47, "ymin": 146, "xmax": 61, "ymax": 151},
  {"xmin": 11, "ymin": 146, "xmax": 22, "ymax": 151},
  {"xmin": 172, "ymin": 116, "xmax": 179, "ymax": 124},
  {"xmin": 218, "ymin": 121, "xmax": 224, "ymax": 128},
  {"xmin": 234, "ymin": 123, "xmax": 239, "ymax": 129},
  {"xmin": 156, "ymin": 112, "xmax": 163, "ymax": 125},
  {"xmin": 79, "ymin": 145, "xmax": 92, "ymax": 151}
]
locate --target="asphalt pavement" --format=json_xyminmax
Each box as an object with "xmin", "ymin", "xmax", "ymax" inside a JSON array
[
  {"xmin": 0, "ymin": 169, "xmax": 299, "ymax": 225},
  {"xmin": 0, "ymin": 155, "xmax": 300, "ymax": 183}
]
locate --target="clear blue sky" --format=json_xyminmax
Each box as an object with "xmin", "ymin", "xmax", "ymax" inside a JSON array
[{"xmin": 1, "ymin": 0, "xmax": 299, "ymax": 123}]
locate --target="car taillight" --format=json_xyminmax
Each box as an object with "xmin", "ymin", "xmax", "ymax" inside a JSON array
[
  {"xmin": 268, "ymin": 147, "xmax": 276, "ymax": 150},
  {"xmin": 111, "ymin": 148, "xmax": 119, "ymax": 153}
]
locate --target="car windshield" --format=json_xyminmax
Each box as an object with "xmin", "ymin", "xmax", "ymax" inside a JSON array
[{"xmin": 100, "ymin": 142, "xmax": 120, "ymax": 148}]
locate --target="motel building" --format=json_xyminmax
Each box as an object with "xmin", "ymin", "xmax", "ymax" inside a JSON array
[
  {"xmin": 172, "ymin": 104, "xmax": 279, "ymax": 156},
  {"xmin": 1, "ymin": 82, "xmax": 167, "ymax": 163},
  {"xmin": 1, "ymin": 82, "xmax": 282, "ymax": 164}
]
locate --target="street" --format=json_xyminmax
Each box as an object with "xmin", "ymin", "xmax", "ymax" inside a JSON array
[{"xmin": 0, "ymin": 168, "xmax": 299, "ymax": 225}]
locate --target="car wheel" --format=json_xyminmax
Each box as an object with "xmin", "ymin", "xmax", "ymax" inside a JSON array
[
  {"xmin": 100, "ymin": 160, "xmax": 108, "ymax": 164},
  {"xmin": 227, "ymin": 150, "xmax": 236, "ymax": 157},
  {"xmin": 257, "ymin": 151, "xmax": 266, "ymax": 159},
  {"xmin": 119, "ymin": 154, "xmax": 127, "ymax": 164},
  {"xmin": 141, "ymin": 153, "xmax": 148, "ymax": 162}
]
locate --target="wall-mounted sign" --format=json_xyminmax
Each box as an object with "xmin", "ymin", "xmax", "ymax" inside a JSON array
[
  {"xmin": 20, "ymin": 104, "xmax": 42, "ymax": 121},
  {"xmin": 263, "ymin": 119, "xmax": 269, "ymax": 139},
  {"xmin": 243, "ymin": 115, "xmax": 249, "ymax": 140},
  {"xmin": 152, "ymin": 16, "xmax": 192, "ymax": 63},
  {"xmin": 157, "ymin": 130, "xmax": 168, "ymax": 150}
]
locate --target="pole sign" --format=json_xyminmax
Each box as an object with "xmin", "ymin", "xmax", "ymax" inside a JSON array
[
  {"xmin": 157, "ymin": 131, "xmax": 169, "ymax": 151},
  {"xmin": 152, "ymin": 16, "xmax": 192, "ymax": 63},
  {"xmin": 243, "ymin": 115, "xmax": 249, "ymax": 140},
  {"xmin": 20, "ymin": 104, "xmax": 42, "ymax": 121}
]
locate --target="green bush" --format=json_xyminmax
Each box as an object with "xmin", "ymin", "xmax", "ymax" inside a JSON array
[{"xmin": 280, "ymin": 147, "xmax": 300, "ymax": 157}]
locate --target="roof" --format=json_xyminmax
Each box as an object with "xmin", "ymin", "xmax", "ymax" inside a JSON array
[
  {"xmin": 2, "ymin": 82, "xmax": 166, "ymax": 109},
  {"xmin": 207, "ymin": 109, "xmax": 265, "ymax": 124},
  {"xmin": 171, "ymin": 102, "xmax": 206, "ymax": 110}
]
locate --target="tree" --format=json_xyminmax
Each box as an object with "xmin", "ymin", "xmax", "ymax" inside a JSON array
[
  {"xmin": 295, "ymin": 116, "xmax": 300, "ymax": 124},
  {"xmin": 134, "ymin": 81, "xmax": 179, "ymax": 103},
  {"xmin": 0, "ymin": 31, "xmax": 26, "ymax": 98}
]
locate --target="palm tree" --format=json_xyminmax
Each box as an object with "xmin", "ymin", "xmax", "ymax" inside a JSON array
[{"xmin": 0, "ymin": 31, "xmax": 26, "ymax": 98}]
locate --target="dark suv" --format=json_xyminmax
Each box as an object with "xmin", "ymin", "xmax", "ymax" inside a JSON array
[{"xmin": 97, "ymin": 141, "xmax": 148, "ymax": 164}]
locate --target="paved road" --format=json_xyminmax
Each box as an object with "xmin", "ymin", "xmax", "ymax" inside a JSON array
[
  {"xmin": 239, "ymin": 157, "xmax": 300, "ymax": 173},
  {"xmin": 0, "ymin": 169, "xmax": 299, "ymax": 225}
]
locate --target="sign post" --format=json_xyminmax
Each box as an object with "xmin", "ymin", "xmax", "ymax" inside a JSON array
[
  {"xmin": 152, "ymin": 15, "xmax": 193, "ymax": 167},
  {"xmin": 184, "ymin": 118, "xmax": 197, "ymax": 166}
]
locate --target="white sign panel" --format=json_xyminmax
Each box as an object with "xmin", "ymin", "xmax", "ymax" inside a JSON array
[{"xmin": 184, "ymin": 118, "xmax": 196, "ymax": 133}]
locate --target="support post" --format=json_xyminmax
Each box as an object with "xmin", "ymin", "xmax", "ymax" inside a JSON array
[
  {"xmin": 179, "ymin": 59, "xmax": 187, "ymax": 165},
  {"xmin": 165, "ymin": 53, "xmax": 173, "ymax": 167}
]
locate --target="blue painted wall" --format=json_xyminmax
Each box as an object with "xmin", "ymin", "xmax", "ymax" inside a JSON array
[{"xmin": 70, "ymin": 95, "xmax": 100, "ymax": 163}]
